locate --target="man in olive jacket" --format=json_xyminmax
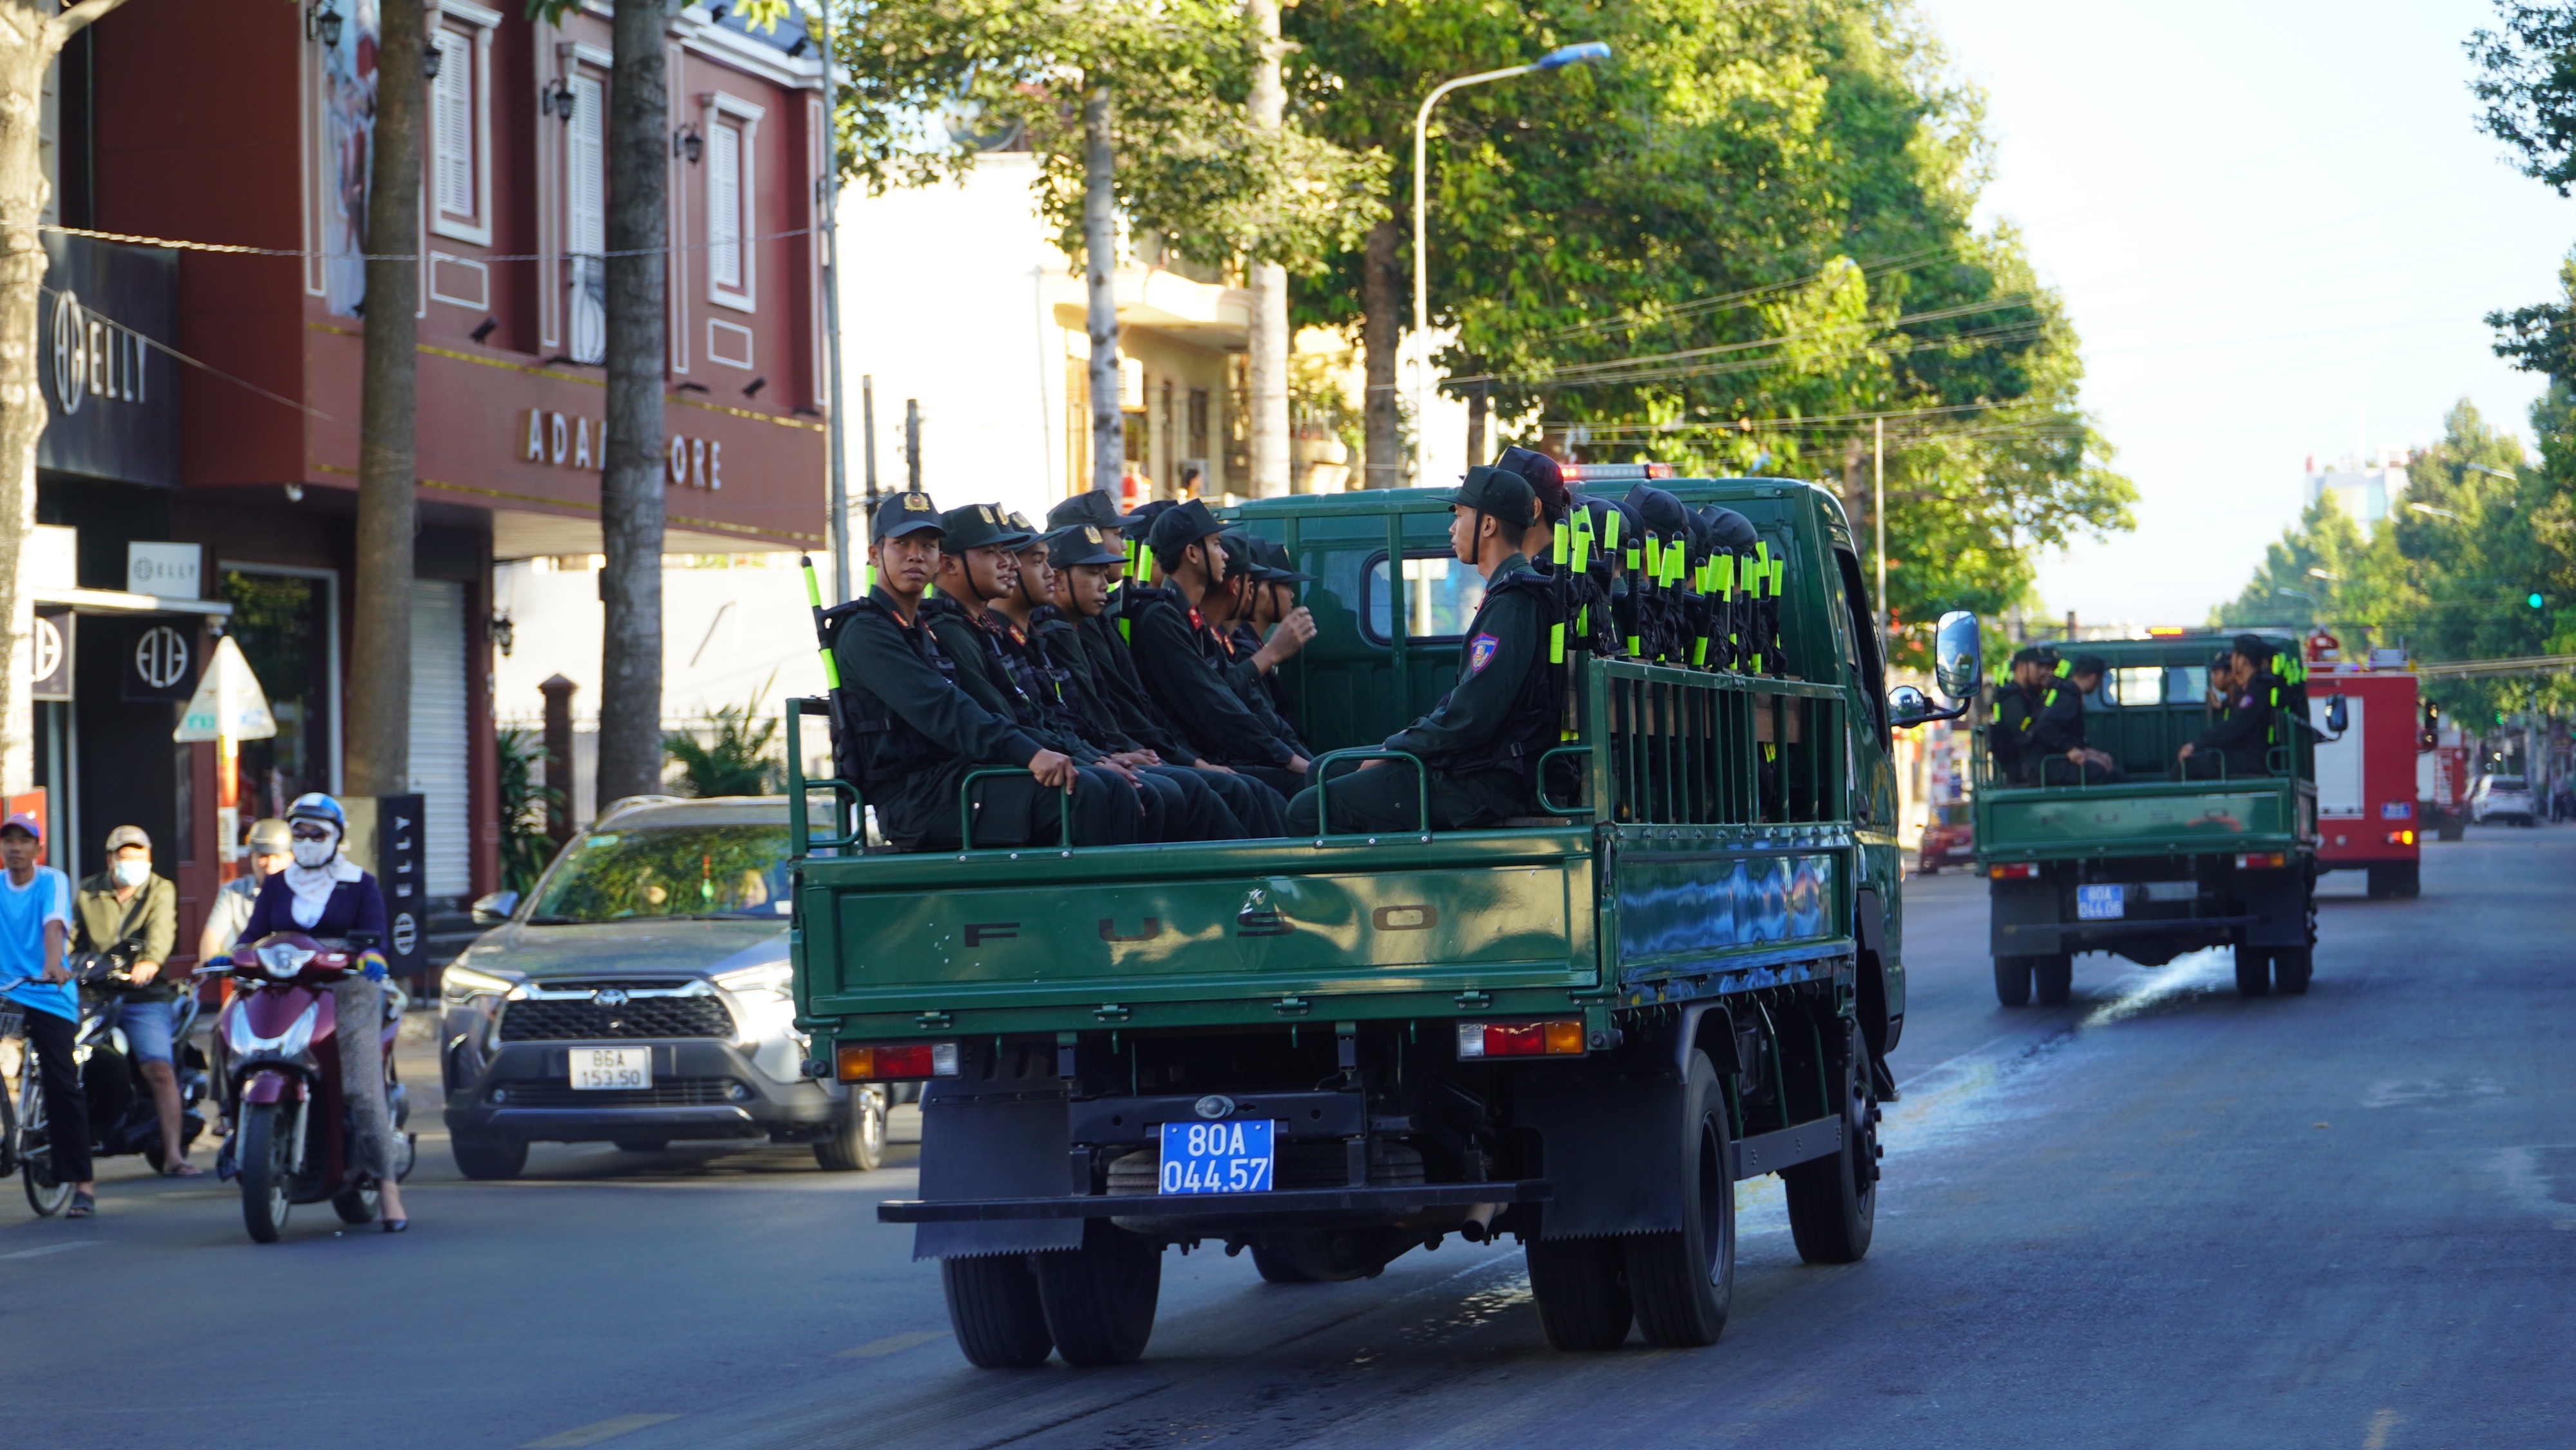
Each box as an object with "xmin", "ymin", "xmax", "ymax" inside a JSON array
[{"xmin": 76, "ymin": 825, "xmax": 191, "ymax": 1174}]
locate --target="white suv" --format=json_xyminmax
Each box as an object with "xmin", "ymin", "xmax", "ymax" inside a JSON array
[{"xmin": 2470, "ymin": 775, "xmax": 2537, "ymax": 827}]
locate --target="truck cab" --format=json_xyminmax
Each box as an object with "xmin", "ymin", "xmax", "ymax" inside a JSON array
[{"xmin": 787, "ymin": 477, "xmax": 1968, "ymax": 1366}]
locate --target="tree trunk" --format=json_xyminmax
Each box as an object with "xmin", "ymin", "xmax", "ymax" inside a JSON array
[
  {"xmin": 1466, "ymin": 377, "xmax": 1487, "ymax": 466},
  {"xmin": 596, "ymin": 0, "xmax": 668, "ymax": 805},
  {"xmin": 346, "ymin": 0, "xmax": 425, "ymax": 800},
  {"xmin": 0, "ymin": 1, "xmax": 131, "ymax": 796},
  {"xmin": 1360, "ymin": 216, "xmax": 1403, "ymax": 488},
  {"xmin": 1244, "ymin": 0, "xmax": 1289, "ymax": 499},
  {"xmin": 1083, "ymin": 79, "xmax": 1123, "ymax": 497}
]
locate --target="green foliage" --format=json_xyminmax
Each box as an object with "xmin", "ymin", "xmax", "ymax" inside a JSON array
[
  {"xmin": 1280, "ymin": 0, "xmax": 2131, "ymax": 663},
  {"xmin": 496, "ymin": 727, "xmax": 562, "ymax": 897},
  {"xmin": 664, "ymin": 696, "xmax": 785, "ymax": 798},
  {"xmin": 829, "ymin": 0, "xmax": 1384, "ymax": 271},
  {"xmin": 2467, "ymin": 3, "xmax": 2576, "ymax": 196}
]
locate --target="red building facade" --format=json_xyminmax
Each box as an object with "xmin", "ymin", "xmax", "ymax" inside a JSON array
[{"xmin": 45, "ymin": 1, "xmax": 828, "ymax": 962}]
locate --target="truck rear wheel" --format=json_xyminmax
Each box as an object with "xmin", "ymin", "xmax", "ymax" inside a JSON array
[
  {"xmin": 2272, "ymin": 946, "xmax": 2313, "ymax": 995},
  {"xmin": 941, "ymin": 1254, "xmax": 1055, "ymax": 1368},
  {"xmin": 1250, "ymin": 1244, "xmax": 1317, "ymax": 1284},
  {"xmin": 1036, "ymin": 1219, "xmax": 1161, "ymax": 1366},
  {"xmin": 1624, "ymin": 1052, "xmax": 1736, "ymax": 1349},
  {"xmin": 1785, "ymin": 1027, "xmax": 1879, "ymax": 1265},
  {"xmin": 2233, "ymin": 946, "xmax": 2271, "ymax": 998},
  {"xmin": 1993, "ymin": 956, "xmax": 2032, "ymax": 1007},
  {"xmin": 1526, "ymin": 1234, "xmax": 1632, "ymax": 1351},
  {"xmin": 2033, "ymin": 955, "xmax": 2074, "ymax": 1006}
]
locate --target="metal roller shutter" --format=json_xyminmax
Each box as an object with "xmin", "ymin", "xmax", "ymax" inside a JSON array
[{"xmin": 409, "ymin": 578, "xmax": 471, "ymax": 901}]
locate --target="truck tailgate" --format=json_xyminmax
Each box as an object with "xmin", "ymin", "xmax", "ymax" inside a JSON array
[{"xmin": 1980, "ymin": 781, "xmax": 2307, "ymax": 857}]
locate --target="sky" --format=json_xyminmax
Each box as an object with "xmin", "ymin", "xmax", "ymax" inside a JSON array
[{"xmin": 1915, "ymin": 0, "xmax": 2576, "ymax": 628}]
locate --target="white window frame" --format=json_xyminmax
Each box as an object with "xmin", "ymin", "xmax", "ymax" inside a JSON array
[
  {"xmin": 428, "ymin": 1, "xmax": 500, "ymax": 246},
  {"xmin": 701, "ymin": 90, "xmax": 764, "ymax": 314},
  {"xmin": 559, "ymin": 44, "xmax": 612, "ymax": 365}
]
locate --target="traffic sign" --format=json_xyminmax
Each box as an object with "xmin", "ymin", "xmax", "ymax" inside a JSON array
[{"xmin": 173, "ymin": 635, "xmax": 278, "ymax": 743}]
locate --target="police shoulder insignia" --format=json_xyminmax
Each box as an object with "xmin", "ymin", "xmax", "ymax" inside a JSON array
[{"xmin": 1469, "ymin": 632, "xmax": 1501, "ymax": 673}]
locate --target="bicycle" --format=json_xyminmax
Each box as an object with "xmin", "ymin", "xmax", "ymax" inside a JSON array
[{"xmin": 0, "ymin": 1003, "xmax": 74, "ymax": 1216}]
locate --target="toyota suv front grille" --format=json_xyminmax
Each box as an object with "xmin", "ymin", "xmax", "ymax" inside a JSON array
[{"xmin": 499, "ymin": 995, "xmax": 733, "ymax": 1041}]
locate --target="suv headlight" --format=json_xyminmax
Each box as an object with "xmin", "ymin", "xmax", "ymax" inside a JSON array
[
  {"xmin": 712, "ymin": 962, "xmax": 793, "ymax": 998},
  {"xmin": 442, "ymin": 961, "xmax": 517, "ymax": 1007}
]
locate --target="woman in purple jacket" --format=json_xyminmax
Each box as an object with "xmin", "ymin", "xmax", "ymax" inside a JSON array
[{"xmin": 238, "ymin": 793, "xmax": 408, "ymax": 1232}]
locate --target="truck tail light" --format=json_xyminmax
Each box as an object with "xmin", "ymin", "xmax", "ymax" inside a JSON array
[
  {"xmin": 1456, "ymin": 1019, "xmax": 1585, "ymax": 1060},
  {"xmin": 2233, "ymin": 852, "xmax": 2289, "ymax": 870},
  {"xmin": 2386, "ymin": 830, "xmax": 2415, "ymax": 846},
  {"xmin": 1988, "ymin": 863, "xmax": 2041, "ymax": 880},
  {"xmin": 836, "ymin": 1040, "xmax": 960, "ymax": 1082}
]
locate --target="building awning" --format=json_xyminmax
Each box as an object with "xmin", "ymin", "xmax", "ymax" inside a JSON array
[{"xmin": 35, "ymin": 586, "xmax": 231, "ymax": 618}]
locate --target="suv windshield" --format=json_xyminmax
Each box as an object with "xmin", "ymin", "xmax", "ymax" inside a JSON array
[
  {"xmin": 527, "ymin": 824, "xmax": 792, "ymax": 923},
  {"xmin": 2487, "ymin": 777, "xmax": 2528, "ymax": 793}
]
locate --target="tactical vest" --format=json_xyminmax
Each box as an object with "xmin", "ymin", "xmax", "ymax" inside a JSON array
[
  {"xmin": 1432, "ymin": 568, "xmax": 1565, "ymax": 778},
  {"xmin": 822, "ymin": 596, "xmax": 959, "ymax": 792}
]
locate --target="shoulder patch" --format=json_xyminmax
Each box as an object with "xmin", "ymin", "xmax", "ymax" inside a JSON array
[{"xmin": 1468, "ymin": 632, "xmax": 1501, "ymax": 674}]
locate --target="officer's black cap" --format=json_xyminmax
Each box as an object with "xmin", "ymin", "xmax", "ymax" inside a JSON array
[
  {"xmin": 2009, "ymin": 646, "xmax": 2043, "ymax": 668},
  {"xmin": 2211, "ymin": 647, "xmax": 2236, "ymax": 671},
  {"xmin": 1217, "ymin": 531, "xmax": 1256, "ymax": 580},
  {"xmin": 1699, "ymin": 504, "xmax": 1759, "ymax": 552},
  {"xmin": 1048, "ymin": 524, "xmax": 1127, "ymax": 569},
  {"xmin": 1624, "ymin": 483, "xmax": 1692, "ymax": 542},
  {"xmin": 938, "ymin": 503, "xmax": 1034, "ymax": 554},
  {"xmin": 869, "ymin": 491, "xmax": 943, "ymax": 542},
  {"xmin": 2071, "ymin": 653, "xmax": 2109, "ymax": 679},
  {"xmin": 2232, "ymin": 633, "xmax": 2273, "ymax": 665},
  {"xmin": 1147, "ymin": 498, "xmax": 1231, "ymax": 563},
  {"xmin": 1448, "ymin": 466, "xmax": 1539, "ymax": 530},
  {"xmin": 1255, "ymin": 537, "xmax": 1312, "ymax": 584},
  {"xmin": 1047, "ymin": 490, "xmax": 1143, "ymax": 535},
  {"xmin": 1005, "ymin": 511, "xmax": 1046, "ymax": 551},
  {"xmin": 1495, "ymin": 446, "xmax": 1569, "ymax": 524}
]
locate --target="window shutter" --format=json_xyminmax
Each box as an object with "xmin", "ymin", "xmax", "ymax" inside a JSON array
[
  {"xmin": 432, "ymin": 35, "xmax": 472, "ymax": 219},
  {"xmin": 567, "ymin": 75, "xmax": 605, "ymax": 256},
  {"xmin": 709, "ymin": 122, "xmax": 741, "ymax": 290}
]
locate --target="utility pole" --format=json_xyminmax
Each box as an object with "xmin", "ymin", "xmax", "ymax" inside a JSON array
[
  {"xmin": 1245, "ymin": 0, "xmax": 1291, "ymax": 498},
  {"xmin": 818, "ymin": 0, "xmax": 851, "ymax": 604},
  {"xmin": 861, "ymin": 376, "xmax": 879, "ymax": 509},
  {"xmin": 1873, "ymin": 414, "xmax": 1887, "ymax": 660},
  {"xmin": 905, "ymin": 399, "xmax": 922, "ymax": 491}
]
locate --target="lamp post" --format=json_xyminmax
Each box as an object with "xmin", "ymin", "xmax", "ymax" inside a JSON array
[{"xmin": 1410, "ymin": 41, "xmax": 1607, "ymax": 482}]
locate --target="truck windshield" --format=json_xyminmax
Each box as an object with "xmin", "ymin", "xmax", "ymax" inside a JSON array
[{"xmin": 526, "ymin": 825, "xmax": 793, "ymax": 923}]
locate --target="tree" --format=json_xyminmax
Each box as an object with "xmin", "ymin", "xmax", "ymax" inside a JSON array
[
  {"xmin": 0, "ymin": 0, "xmax": 135, "ymax": 796},
  {"xmin": 832, "ymin": 0, "xmax": 1381, "ymax": 493},
  {"xmin": 348, "ymin": 0, "xmax": 429, "ymax": 803}
]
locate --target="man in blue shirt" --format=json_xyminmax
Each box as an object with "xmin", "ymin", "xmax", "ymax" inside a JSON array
[{"xmin": 0, "ymin": 812, "xmax": 90, "ymax": 1216}]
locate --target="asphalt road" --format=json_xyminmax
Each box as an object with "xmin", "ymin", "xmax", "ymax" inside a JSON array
[{"xmin": 10, "ymin": 826, "xmax": 2571, "ymax": 1449}]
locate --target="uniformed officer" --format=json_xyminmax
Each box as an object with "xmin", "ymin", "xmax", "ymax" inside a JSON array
[
  {"xmin": 1284, "ymin": 468, "xmax": 1559, "ymax": 835},
  {"xmin": 1988, "ymin": 647, "xmax": 2047, "ymax": 785},
  {"xmin": 2181, "ymin": 634, "xmax": 2280, "ymax": 778},
  {"xmin": 1127, "ymin": 499, "xmax": 1311, "ymax": 799},
  {"xmin": 1208, "ymin": 533, "xmax": 1315, "ymax": 761},
  {"xmin": 826, "ymin": 493, "xmax": 1139, "ymax": 850},
  {"xmin": 2027, "ymin": 652, "xmax": 2122, "ymax": 783},
  {"xmin": 1033, "ymin": 523, "xmax": 1286, "ymax": 836}
]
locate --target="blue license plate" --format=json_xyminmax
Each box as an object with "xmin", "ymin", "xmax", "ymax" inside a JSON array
[
  {"xmin": 2076, "ymin": 884, "xmax": 2125, "ymax": 920},
  {"xmin": 1157, "ymin": 1119, "xmax": 1276, "ymax": 1194}
]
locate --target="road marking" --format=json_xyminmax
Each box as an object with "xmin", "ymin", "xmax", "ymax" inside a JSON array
[
  {"xmin": 522, "ymin": 1414, "xmax": 679, "ymax": 1447},
  {"xmin": 1, "ymin": 1241, "xmax": 98, "ymax": 1261},
  {"xmin": 2362, "ymin": 1408, "xmax": 2399, "ymax": 1449},
  {"xmin": 837, "ymin": 1330, "xmax": 944, "ymax": 1359}
]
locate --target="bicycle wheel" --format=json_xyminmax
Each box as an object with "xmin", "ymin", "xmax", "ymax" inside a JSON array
[{"xmin": 20, "ymin": 1070, "xmax": 72, "ymax": 1217}]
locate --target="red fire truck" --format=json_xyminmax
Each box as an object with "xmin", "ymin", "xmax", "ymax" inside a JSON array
[{"xmin": 2303, "ymin": 631, "xmax": 2422, "ymax": 898}]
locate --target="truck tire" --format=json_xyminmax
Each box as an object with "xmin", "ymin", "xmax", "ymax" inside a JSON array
[
  {"xmin": 1624, "ymin": 1051, "xmax": 1736, "ymax": 1349},
  {"xmin": 1526, "ymin": 1234, "xmax": 1632, "ymax": 1351},
  {"xmin": 1250, "ymin": 1245, "xmax": 1317, "ymax": 1284},
  {"xmin": 2033, "ymin": 955, "xmax": 2074, "ymax": 1006},
  {"xmin": 942, "ymin": 1254, "xmax": 1055, "ymax": 1368},
  {"xmin": 814, "ymin": 1087, "xmax": 887, "ymax": 1172},
  {"xmin": 2272, "ymin": 946, "xmax": 2313, "ymax": 995},
  {"xmin": 1993, "ymin": 956, "xmax": 2032, "ymax": 1007},
  {"xmin": 1785, "ymin": 1027, "xmax": 1879, "ymax": 1265},
  {"xmin": 450, "ymin": 1130, "xmax": 527, "ymax": 1181},
  {"xmin": 2233, "ymin": 946, "xmax": 2270, "ymax": 999},
  {"xmin": 1036, "ymin": 1219, "xmax": 1161, "ymax": 1366}
]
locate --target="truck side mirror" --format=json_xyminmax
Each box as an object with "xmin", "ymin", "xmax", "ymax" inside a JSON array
[
  {"xmin": 471, "ymin": 890, "xmax": 520, "ymax": 926},
  {"xmin": 1888, "ymin": 684, "xmax": 1935, "ymax": 728},
  {"xmin": 1933, "ymin": 611, "xmax": 1982, "ymax": 701},
  {"xmin": 2325, "ymin": 694, "xmax": 2349, "ymax": 736}
]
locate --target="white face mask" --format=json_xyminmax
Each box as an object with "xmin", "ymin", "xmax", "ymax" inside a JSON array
[
  {"xmin": 290, "ymin": 839, "xmax": 336, "ymax": 869},
  {"xmin": 111, "ymin": 859, "xmax": 149, "ymax": 888}
]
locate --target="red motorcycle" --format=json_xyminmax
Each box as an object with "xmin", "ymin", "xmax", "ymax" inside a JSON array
[{"xmin": 208, "ymin": 930, "xmax": 415, "ymax": 1243}]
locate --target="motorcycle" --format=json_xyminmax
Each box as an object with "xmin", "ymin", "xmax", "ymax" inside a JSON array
[
  {"xmin": 206, "ymin": 931, "xmax": 415, "ymax": 1243},
  {"xmin": 0, "ymin": 957, "xmax": 211, "ymax": 1217}
]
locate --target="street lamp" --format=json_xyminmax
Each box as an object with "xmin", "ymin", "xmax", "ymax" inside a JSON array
[
  {"xmin": 1408, "ymin": 41, "xmax": 1609, "ymax": 483},
  {"xmin": 2306, "ymin": 568, "xmax": 2338, "ymax": 582},
  {"xmin": 2407, "ymin": 501, "xmax": 2462, "ymax": 522},
  {"xmin": 2273, "ymin": 588, "xmax": 2315, "ymax": 604}
]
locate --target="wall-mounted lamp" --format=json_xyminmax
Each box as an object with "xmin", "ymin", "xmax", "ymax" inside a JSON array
[
  {"xmin": 542, "ymin": 77, "xmax": 576, "ymax": 122},
  {"xmin": 422, "ymin": 43, "xmax": 443, "ymax": 81},
  {"xmin": 743, "ymin": 376, "xmax": 767, "ymax": 399},
  {"xmin": 491, "ymin": 613, "xmax": 516, "ymax": 657},
  {"xmin": 307, "ymin": 2, "xmax": 343, "ymax": 48},
  {"xmin": 674, "ymin": 126, "xmax": 703, "ymax": 164},
  {"xmin": 470, "ymin": 316, "xmax": 498, "ymax": 344},
  {"xmin": 786, "ymin": 35, "xmax": 808, "ymax": 57},
  {"xmin": 676, "ymin": 381, "xmax": 710, "ymax": 394},
  {"xmin": 284, "ymin": 483, "xmax": 306, "ymax": 503}
]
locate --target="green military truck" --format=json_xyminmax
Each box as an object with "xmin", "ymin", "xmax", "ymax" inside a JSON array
[
  {"xmin": 1971, "ymin": 631, "xmax": 2342, "ymax": 1004},
  {"xmin": 786, "ymin": 477, "xmax": 1976, "ymax": 1366}
]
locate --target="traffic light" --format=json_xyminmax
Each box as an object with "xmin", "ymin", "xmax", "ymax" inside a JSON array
[
  {"xmin": 2530, "ymin": 592, "xmax": 2547, "ymax": 609},
  {"xmin": 2420, "ymin": 701, "xmax": 2440, "ymax": 750}
]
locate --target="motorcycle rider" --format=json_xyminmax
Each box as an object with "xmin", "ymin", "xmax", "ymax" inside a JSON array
[
  {"xmin": 198, "ymin": 817, "xmax": 292, "ymax": 966},
  {"xmin": 0, "ymin": 813, "xmax": 88, "ymax": 1216},
  {"xmin": 74, "ymin": 825, "xmax": 191, "ymax": 1176},
  {"xmin": 235, "ymin": 794, "xmax": 408, "ymax": 1232}
]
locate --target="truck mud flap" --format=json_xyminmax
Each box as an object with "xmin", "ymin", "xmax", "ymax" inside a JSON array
[
  {"xmin": 913, "ymin": 1060, "xmax": 1083, "ymax": 1260},
  {"xmin": 1513, "ymin": 1075, "xmax": 1685, "ymax": 1240}
]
